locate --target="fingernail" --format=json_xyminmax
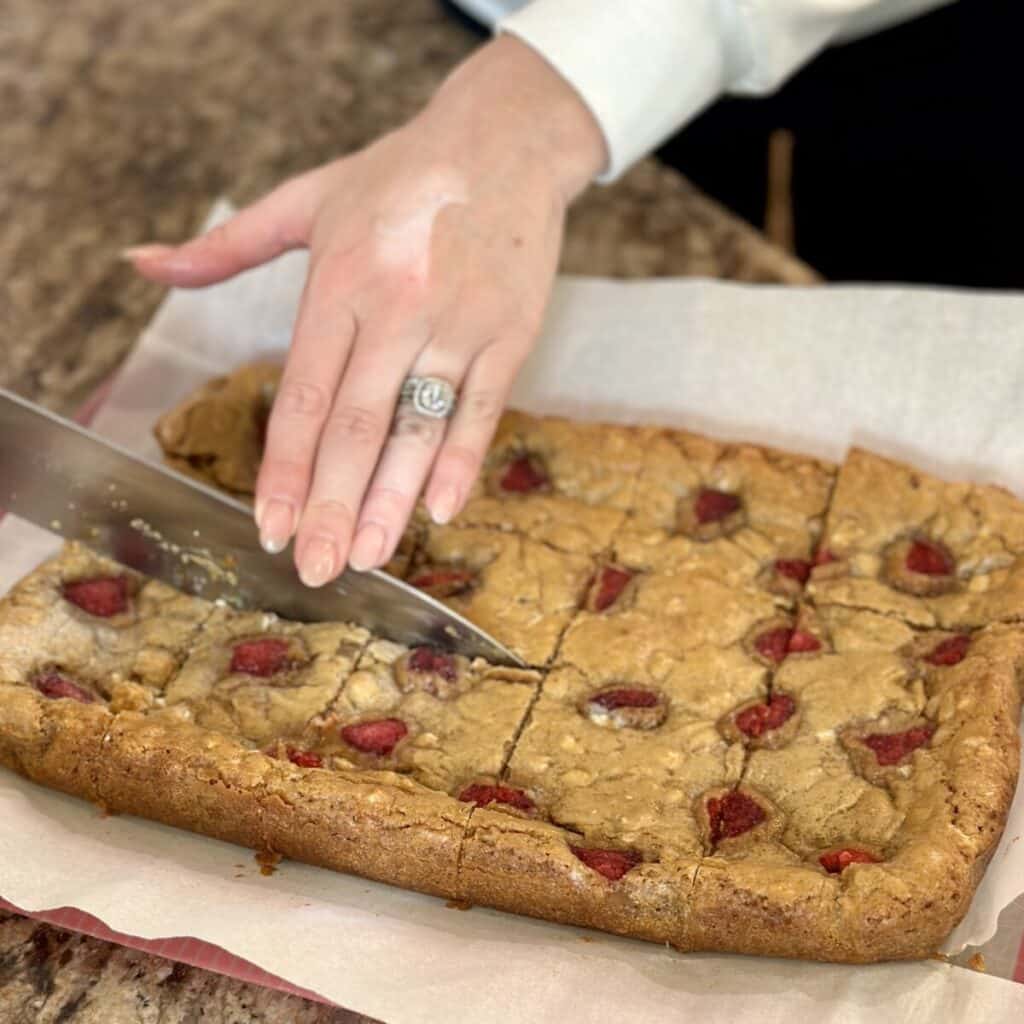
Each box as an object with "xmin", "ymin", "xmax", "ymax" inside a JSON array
[
  {"xmin": 120, "ymin": 244, "xmax": 174, "ymax": 262},
  {"xmin": 429, "ymin": 485, "xmax": 460, "ymax": 525},
  {"xmin": 259, "ymin": 499, "xmax": 296, "ymax": 554},
  {"xmin": 298, "ymin": 535, "xmax": 338, "ymax": 588},
  {"xmin": 349, "ymin": 523, "xmax": 387, "ymax": 572}
]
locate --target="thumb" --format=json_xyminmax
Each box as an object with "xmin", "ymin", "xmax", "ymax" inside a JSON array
[{"xmin": 124, "ymin": 170, "xmax": 321, "ymax": 287}]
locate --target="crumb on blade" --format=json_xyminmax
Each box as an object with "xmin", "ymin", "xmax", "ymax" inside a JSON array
[{"xmin": 967, "ymin": 952, "xmax": 987, "ymax": 973}]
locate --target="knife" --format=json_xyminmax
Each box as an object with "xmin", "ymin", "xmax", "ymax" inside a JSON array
[{"xmin": 0, "ymin": 387, "xmax": 522, "ymax": 665}]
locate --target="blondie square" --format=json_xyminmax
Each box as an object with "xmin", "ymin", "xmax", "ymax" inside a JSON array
[
  {"xmin": 450, "ymin": 410, "xmax": 645, "ymax": 555},
  {"xmin": 810, "ymin": 447, "xmax": 1024, "ymax": 628},
  {"xmin": 404, "ymin": 523, "xmax": 595, "ymax": 665},
  {"xmin": 615, "ymin": 430, "xmax": 835, "ymax": 593}
]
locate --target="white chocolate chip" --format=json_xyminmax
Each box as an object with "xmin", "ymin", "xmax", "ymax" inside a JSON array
[{"xmin": 344, "ymin": 669, "xmax": 397, "ymax": 711}]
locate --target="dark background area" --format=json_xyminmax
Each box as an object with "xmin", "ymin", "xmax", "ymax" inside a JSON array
[{"xmin": 659, "ymin": 0, "xmax": 1021, "ymax": 288}]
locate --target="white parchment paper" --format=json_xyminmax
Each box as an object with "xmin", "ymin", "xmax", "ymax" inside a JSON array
[{"xmin": 2, "ymin": 201, "xmax": 1024, "ymax": 1021}]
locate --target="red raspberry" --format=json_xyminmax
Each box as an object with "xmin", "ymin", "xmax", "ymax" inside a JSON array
[
  {"xmin": 407, "ymin": 647, "xmax": 458, "ymax": 683},
  {"xmin": 694, "ymin": 488, "xmax": 741, "ymax": 525},
  {"xmin": 774, "ymin": 559, "xmax": 812, "ymax": 585},
  {"xmin": 499, "ymin": 454, "xmax": 550, "ymax": 493},
  {"xmin": 787, "ymin": 629, "xmax": 822, "ymax": 654},
  {"xmin": 62, "ymin": 576, "xmax": 128, "ymax": 618},
  {"xmin": 33, "ymin": 671, "xmax": 95, "ymax": 704},
  {"xmin": 589, "ymin": 687, "xmax": 659, "ymax": 710},
  {"xmin": 863, "ymin": 725, "xmax": 934, "ymax": 766},
  {"xmin": 570, "ymin": 846, "xmax": 641, "ymax": 881},
  {"xmin": 754, "ymin": 627, "xmax": 793, "ymax": 664},
  {"xmin": 735, "ymin": 693, "xmax": 796, "ymax": 738},
  {"xmin": 408, "ymin": 568, "xmax": 475, "ymax": 598},
  {"xmin": 924, "ymin": 634, "xmax": 970, "ymax": 666},
  {"xmin": 754, "ymin": 627, "xmax": 820, "ymax": 663},
  {"xmin": 906, "ymin": 539, "xmax": 954, "ymax": 576},
  {"xmin": 285, "ymin": 747, "xmax": 323, "ymax": 769},
  {"xmin": 230, "ymin": 638, "xmax": 293, "ymax": 677},
  {"xmin": 586, "ymin": 566, "xmax": 633, "ymax": 612},
  {"xmin": 819, "ymin": 848, "xmax": 879, "ymax": 873},
  {"xmin": 458, "ymin": 783, "xmax": 534, "ymax": 812},
  {"xmin": 707, "ymin": 791, "xmax": 766, "ymax": 846},
  {"xmin": 340, "ymin": 718, "xmax": 408, "ymax": 756}
]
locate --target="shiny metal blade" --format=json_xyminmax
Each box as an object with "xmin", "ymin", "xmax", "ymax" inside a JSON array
[{"xmin": 0, "ymin": 388, "xmax": 522, "ymax": 665}]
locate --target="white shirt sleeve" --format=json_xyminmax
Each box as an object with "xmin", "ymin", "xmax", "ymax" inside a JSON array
[{"xmin": 496, "ymin": 0, "xmax": 954, "ymax": 182}]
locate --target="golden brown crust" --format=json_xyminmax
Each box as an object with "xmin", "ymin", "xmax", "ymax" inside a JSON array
[
  {"xmin": 0, "ymin": 685, "xmax": 110, "ymax": 803},
  {"xmin": 4, "ymin": 401, "xmax": 1024, "ymax": 963},
  {"xmin": 456, "ymin": 808, "xmax": 696, "ymax": 945},
  {"xmin": 96, "ymin": 712, "xmax": 473, "ymax": 900}
]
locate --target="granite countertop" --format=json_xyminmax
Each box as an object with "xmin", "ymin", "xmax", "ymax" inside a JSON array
[{"xmin": 0, "ymin": 1, "xmax": 820, "ymax": 1020}]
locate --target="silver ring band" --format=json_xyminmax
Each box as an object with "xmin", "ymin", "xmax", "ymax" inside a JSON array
[{"xmin": 399, "ymin": 376, "xmax": 457, "ymax": 420}]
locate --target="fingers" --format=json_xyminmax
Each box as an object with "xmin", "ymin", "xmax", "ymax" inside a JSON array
[
  {"xmin": 341, "ymin": 328, "xmax": 530, "ymax": 581},
  {"xmin": 424, "ymin": 336, "xmax": 529, "ymax": 524},
  {"xmin": 291, "ymin": 321, "xmax": 422, "ymax": 586},
  {"xmin": 314, "ymin": 327, "xmax": 528, "ymax": 577},
  {"xmin": 348, "ymin": 352, "xmax": 467, "ymax": 572},
  {"xmin": 124, "ymin": 171, "xmax": 320, "ymax": 287},
  {"xmin": 254, "ymin": 253, "xmax": 360, "ymax": 557}
]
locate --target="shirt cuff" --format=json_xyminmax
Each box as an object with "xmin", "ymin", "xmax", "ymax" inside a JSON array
[{"xmin": 498, "ymin": 0, "xmax": 741, "ymax": 182}]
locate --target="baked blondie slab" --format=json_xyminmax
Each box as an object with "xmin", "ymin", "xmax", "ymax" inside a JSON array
[{"xmin": 0, "ymin": 369, "xmax": 1021, "ymax": 962}]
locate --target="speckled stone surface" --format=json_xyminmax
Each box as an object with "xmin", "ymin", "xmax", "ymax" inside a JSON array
[
  {"xmin": 0, "ymin": 2, "xmax": 820, "ymax": 1019},
  {"xmin": 0, "ymin": 0, "xmax": 816, "ymax": 417},
  {"xmin": 0, "ymin": 913, "xmax": 376, "ymax": 1023}
]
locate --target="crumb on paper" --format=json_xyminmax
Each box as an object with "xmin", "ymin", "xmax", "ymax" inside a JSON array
[
  {"xmin": 929, "ymin": 952, "xmax": 950, "ymax": 963},
  {"xmin": 967, "ymin": 952, "xmax": 987, "ymax": 973},
  {"xmin": 93, "ymin": 801, "xmax": 118, "ymax": 819},
  {"xmin": 578, "ymin": 935, "xmax": 597, "ymax": 943},
  {"xmin": 255, "ymin": 850, "xmax": 283, "ymax": 876},
  {"xmin": 444, "ymin": 899, "xmax": 473, "ymax": 912}
]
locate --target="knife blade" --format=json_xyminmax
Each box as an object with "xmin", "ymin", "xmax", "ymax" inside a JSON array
[{"xmin": 0, "ymin": 387, "xmax": 522, "ymax": 666}]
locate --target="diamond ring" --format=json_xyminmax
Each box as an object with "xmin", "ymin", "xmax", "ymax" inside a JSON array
[{"xmin": 399, "ymin": 376, "xmax": 457, "ymax": 420}]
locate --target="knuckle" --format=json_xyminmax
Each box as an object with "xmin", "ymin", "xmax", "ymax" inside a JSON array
[
  {"xmin": 459, "ymin": 389, "xmax": 504, "ymax": 426},
  {"xmin": 361, "ymin": 485, "xmax": 411, "ymax": 520},
  {"xmin": 503, "ymin": 325, "xmax": 537, "ymax": 359},
  {"xmin": 390, "ymin": 410, "xmax": 444, "ymax": 446},
  {"xmin": 328, "ymin": 403, "xmax": 386, "ymax": 444},
  {"xmin": 496, "ymin": 306, "xmax": 543, "ymax": 349},
  {"xmin": 275, "ymin": 379, "xmax": 332, "ymax": 419},
  {"xmin": 306, "ymin": 498, "xmax": 356, "ymax": 530},
  {"xmin": 201, "ymin": 221, "xmax": 235, "ymax": 252}
]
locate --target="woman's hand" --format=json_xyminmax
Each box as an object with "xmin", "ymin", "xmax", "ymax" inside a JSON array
[{"xmin": 126, "ymin": 36, "xmax": 605, "ymax": 586}]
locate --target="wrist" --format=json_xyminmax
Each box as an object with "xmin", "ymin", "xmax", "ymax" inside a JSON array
[{"xmin": 425, "ymin": 35, "xmax": 607, "ymax": 202}]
